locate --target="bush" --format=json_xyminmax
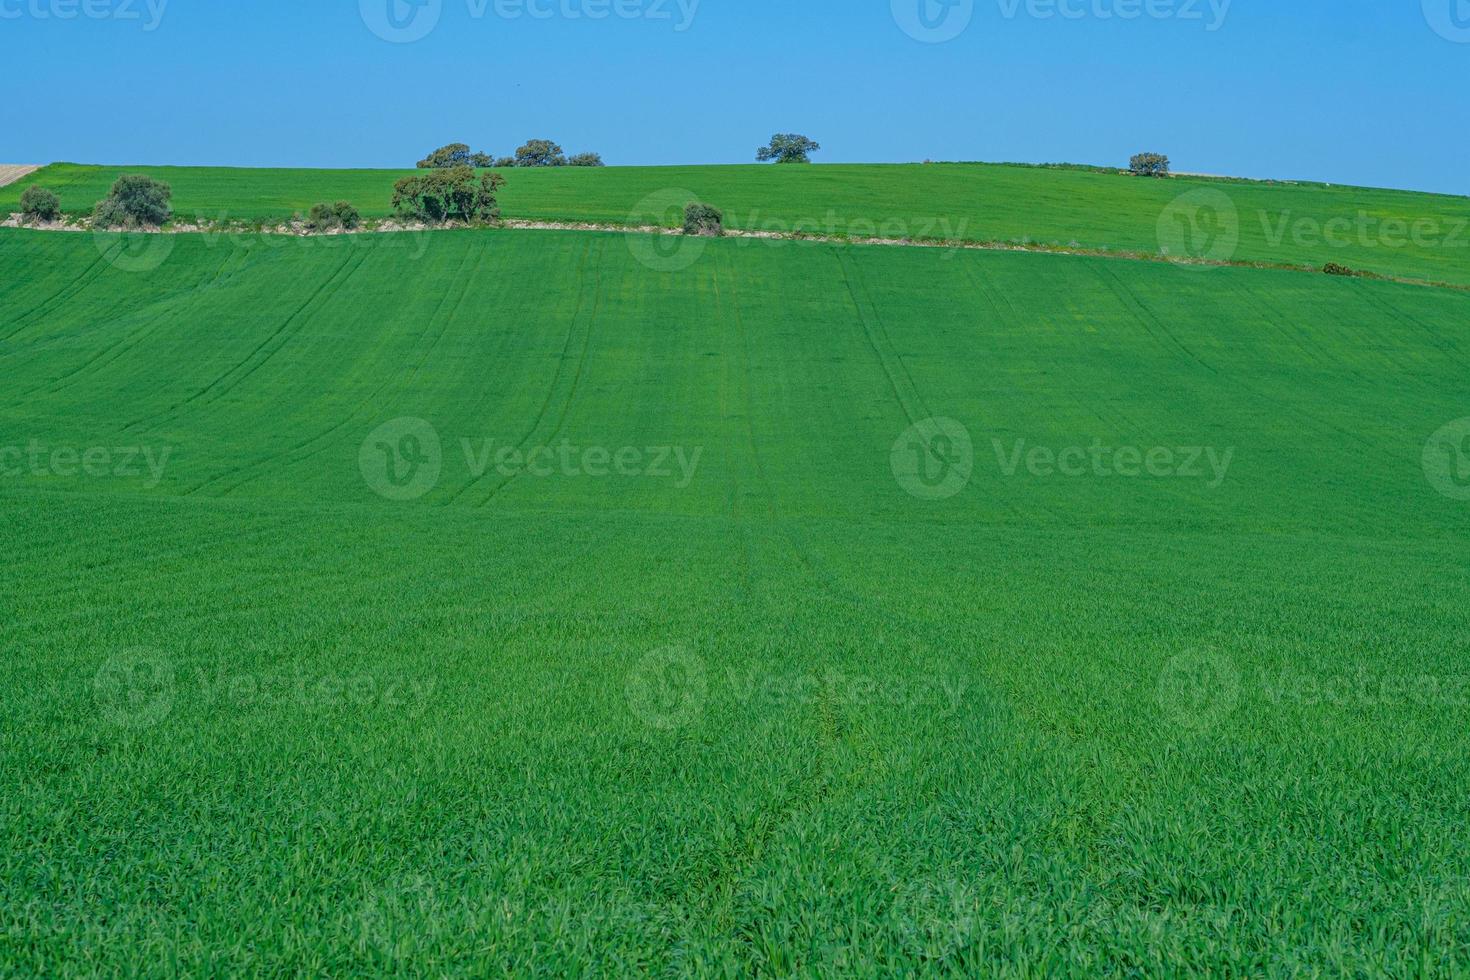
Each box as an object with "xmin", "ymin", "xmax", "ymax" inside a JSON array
[
  {"xmin": 1323, "ymin": 262, "xmax": 1360, "ymax": 277},
  {"xmin": 333, "ymin": 201, "xmax": 361, "ymax": 230},
  {"xmin": 19, "ymin": 186, "xmax": 60, "ymax": 222},
  {"xmin": 568, "ymin": 152, "xmax": 605, "ymax": 167},
  {"xmin": 1129, "ymin": 153, "xmax": 1171, "ymax": 177},
  {"xmin": 756, "ymin": 134, "xmax": 820, "ymax": 164},
  {"xmin": 305, "ymin": 201, "xmax": 361, "ymax": 232},
  {"xmin": 93, "ymin": 174, "xmax": 172, "ymax": 228},
  {"xmin": 392, "ymin": 166, "xmax": 506, "ymax": 224},
  {"xmin": 306, "ymin": 204, "xmax": 336, "ymax": 231},
  {"xmin": 469, "ymin": 152, "xmax": 494, "ymax": 168},
  {"xmin": 683, "ymin": 202, "xmax": 724, "ymax": 237},
  {"xmin": 493, "ymin": 157, "xmax": 517, "ymax": 168}
]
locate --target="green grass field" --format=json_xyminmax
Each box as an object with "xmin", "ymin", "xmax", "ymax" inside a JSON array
[
  {"xmin": 4, "ymin": 223, "xmax": 1470, "ymax": 973},
  {"xmin": 8, "ymin": 161, "xmax": 1470, "ymax": 285}
]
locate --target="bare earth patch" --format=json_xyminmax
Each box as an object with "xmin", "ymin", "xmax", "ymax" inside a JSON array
[{"xmin": 0, "ymin": 165, "xmax": 40, "ymax": 188}]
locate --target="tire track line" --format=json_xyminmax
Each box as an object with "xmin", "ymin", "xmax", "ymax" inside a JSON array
[
  {"xmin": 467, "ymin": 238, "xmax": 606, "ymax": 508},
  {"xmin": 120, "ymin": 248, "xmax": 366, "ymax": 434},
  {"xmin": 192, "ymin": 244, "xmax": 487, "ymax": 498}
]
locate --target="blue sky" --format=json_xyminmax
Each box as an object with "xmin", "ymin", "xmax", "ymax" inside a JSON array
[{"xmin": 4, "ymin": 0, "xmax": 1467, "ymax": 195}]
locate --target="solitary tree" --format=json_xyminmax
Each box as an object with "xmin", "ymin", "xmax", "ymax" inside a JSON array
[
  {"xmin": 1129, "ymin": 152, "xmax": 1171, "ymax": 177},
  {"xmin": 93, "ymin": 174, "xmax": 172, "ymax": 227},
  {"xmin": 756, "ymin": 134, "xmax": 820, "ymax": 164},
  {"xmin": 514, "ymin": 139, "xmax": 568, "ymax": 167}
]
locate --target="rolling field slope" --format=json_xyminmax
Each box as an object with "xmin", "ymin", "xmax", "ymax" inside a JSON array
[
  {"xmin": 3, "ymin": 226, "xmax": 1470, "ymax": 972},
  {"xmin": 7, "ymin": 161, "xmax": 1470, "ymax": 285}
]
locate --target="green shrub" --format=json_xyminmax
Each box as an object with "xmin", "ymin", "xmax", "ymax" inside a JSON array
[
  {"xmin": 1129, "ymin": 153, "xmax": 1171, "ymax": 177},
  {"xmin": 683, "ymin": 202, "xmax": 724, "ymax": 237},
  {"xmin": 333, "ymin": 201, "xmax": 361, "ymax": 230},
  {"xmin": 93, "ymin": 174, "xmax": 172, "ymax": 228},
  {"xmin": 568, "ymin": 152, "xmax": 605, "ymax": 167},
  {"xmin": 19, "ymin": 186, "xmax": 61, "ymax": 222},
  {"xmin": 1323, "ymin": 262, "xmax": 1360, "ymax": 277}
]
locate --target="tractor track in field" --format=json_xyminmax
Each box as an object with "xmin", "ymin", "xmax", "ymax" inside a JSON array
[
  {"xmin": 119, "ymin": 248, "xmax": 368, "ymax": 435},
  {"xmin": 834, "ymin": 247, "xmax": 937, "ymax": 429},
  {"xmin": 461, "ymin": 238, "xmax": 606, "ymax": 509},
  {"xmin": 714, "ymin": 254, "xmax": 938, "ymax": 630},
  {"xmin": 0, "ymin": 252, "xmax": 110, "ymax": 345},
  {"xmin": 13, "ymin": 250, "xmax": 252, "ymax": 404},
  {"xmin": 190, "ymin": 243, "xmax": 490, "ymax": 498}
]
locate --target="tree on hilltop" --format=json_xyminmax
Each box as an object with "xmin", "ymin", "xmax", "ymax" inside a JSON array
[{"xmin": 757, "ymin": 134, "xmax": 820, "ymax": 164}]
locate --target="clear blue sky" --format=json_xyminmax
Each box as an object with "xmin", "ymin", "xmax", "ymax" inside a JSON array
[{"xmin": 5, "ymin": 0, "xmax": 1466, "ymax": 195}]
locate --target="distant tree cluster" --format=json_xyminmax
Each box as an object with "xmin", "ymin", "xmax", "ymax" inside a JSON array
[
  {"xmin": 1129, "ymin": 152, "xmax": 1171, "ymax": 177},
  {"xmin": 392, "ymin": 166, "xmax": 506, "ymax": 224},
  {"xmin": 418, "ymin": 143, "xmax": 495, "ymax": 169},
  {"xmin": 757, "ymin": 134, "xmax": 820, "ymax": 164},
  {"xmin": 417, "ymin": 140, "xmax": 605, "ymax": 170}
]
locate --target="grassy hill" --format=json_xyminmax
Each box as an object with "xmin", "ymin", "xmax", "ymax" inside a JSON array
[
  {"xmin": 3, "ymin": 226, "xmax": 1470, "ymax": 972},
  {"xmin": 7, "ymin": 161, "xmax": 1470, "ymax": 286}
]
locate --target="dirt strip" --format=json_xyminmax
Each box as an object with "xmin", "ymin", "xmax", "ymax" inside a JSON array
[
  {"xmin": 3, "ymin": 210, "xmax": 1466, "ymax": 295},
  {"xmin": 0, "ymin": 165, "xmax": 40, "ymax": 188}
]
